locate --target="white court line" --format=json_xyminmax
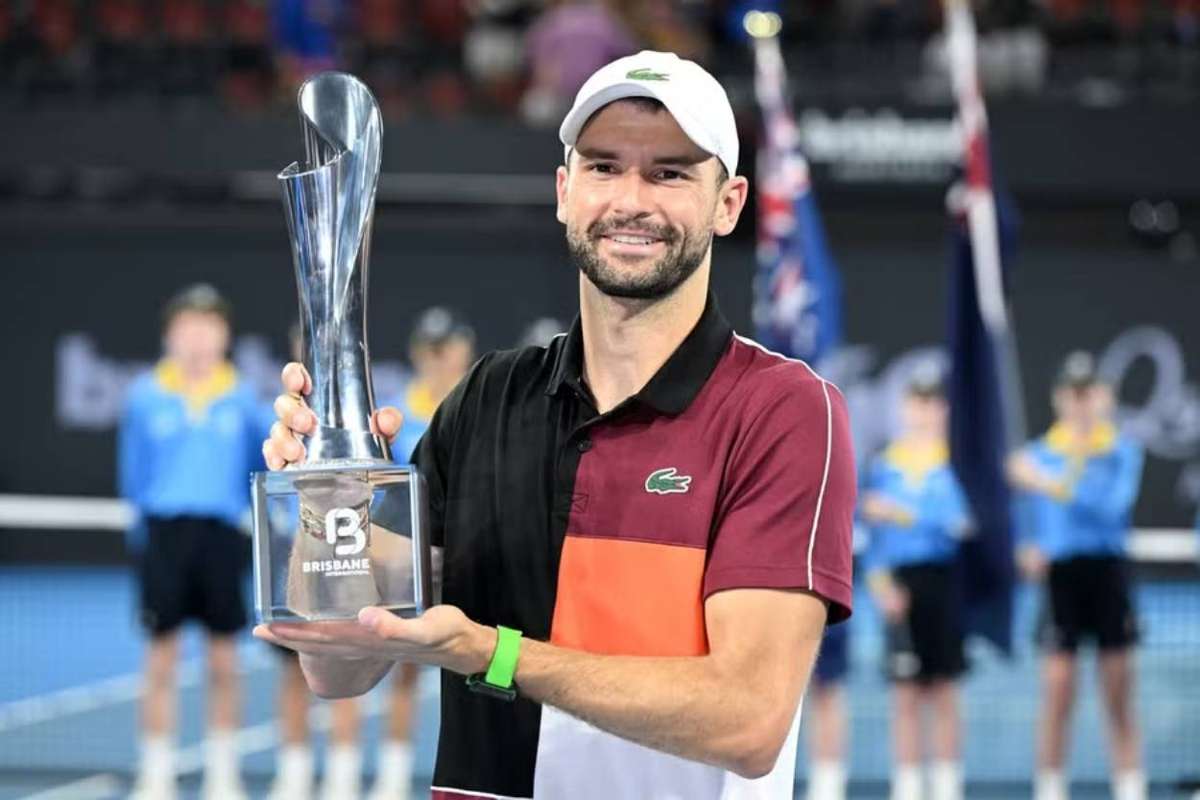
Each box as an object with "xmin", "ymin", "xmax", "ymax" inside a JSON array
[
  {"xmin": 0, "ymin": 494, "xmax": 130, "ymax": 530},
  {"xmin": 2, "ymin": 494, "xmax": 1193, "ymax": 560},
  {"xmin": 17, "ymin": 774, "xmax": 122, "ymax": 800},
  {"xmin": 0, "ymin": 647, "xmax": 273, "ymax": 733}
]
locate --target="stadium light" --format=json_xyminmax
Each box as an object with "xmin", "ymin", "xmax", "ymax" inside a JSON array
[{"xmin": 743, "ymin": 10, "xmax": 782, "ymax": 39}]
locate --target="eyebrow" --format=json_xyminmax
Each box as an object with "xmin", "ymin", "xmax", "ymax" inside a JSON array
[{"xmin": 575, "ymin": 147, "xmax": 707, "ymax": 168}]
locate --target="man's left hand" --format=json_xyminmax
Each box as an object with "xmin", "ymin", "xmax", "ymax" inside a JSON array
[{"xmin": 254, "ymin": 605, "xmax": 496, "ymax": 677}]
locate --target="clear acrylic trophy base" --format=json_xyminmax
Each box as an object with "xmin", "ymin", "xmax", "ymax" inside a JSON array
[{"xmin": 252, "ymin": 464, "xmax": 431, "ymax": 623}]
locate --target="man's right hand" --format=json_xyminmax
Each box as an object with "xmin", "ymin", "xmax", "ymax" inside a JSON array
[{"xmin": 262, "ymin": 362, "xmax": 404, "ymax": 470}]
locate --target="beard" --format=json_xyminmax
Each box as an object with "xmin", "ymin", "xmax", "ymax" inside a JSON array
[{"xmin": 567, "ymin": 215, "xmax": 711, "ymax": 300}]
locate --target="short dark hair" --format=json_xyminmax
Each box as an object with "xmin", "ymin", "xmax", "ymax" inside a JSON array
[
  {"xmin": 162, "ymin": 283, "xmax": 233, "ymax": 330},
  {"xmin": 573, "ymin": 97, "xmax": 729, "ymax": 188}
]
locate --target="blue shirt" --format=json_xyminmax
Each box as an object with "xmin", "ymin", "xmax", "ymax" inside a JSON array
[
  {"xmin": 387, "ymin": 376, "xmax": 437, "ymax": 464},
  {"xmin": 862, "ymin": 440, "xmax": 971, "ymax": 572},
  {"xmin": 118, "ymin": 362, "xmax": 271, "ymax": 529},
  {"xmin": 1016, "ymin": 422, "xmax": 1143, "ymax": 561}
]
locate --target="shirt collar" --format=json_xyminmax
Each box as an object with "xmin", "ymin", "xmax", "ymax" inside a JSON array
[{"xmin": 546, "ymin": 291, "xmax": 733, "ymax": 416}]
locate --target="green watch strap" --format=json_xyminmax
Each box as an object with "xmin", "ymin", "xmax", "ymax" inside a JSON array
[{"xmin": 484, "ymin": 625, "xmax": 522, "ymax": 689}]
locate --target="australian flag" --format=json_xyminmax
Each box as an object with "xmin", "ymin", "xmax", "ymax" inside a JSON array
[
  {"xmin": 750, "ymin": 34, "xmax": 842, "ymax": 364},
  {"xmin": 944, "ymin": 0, "xmax": 1023, "ymax": 654}
]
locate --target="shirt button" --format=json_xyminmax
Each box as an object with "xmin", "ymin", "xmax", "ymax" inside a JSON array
[{"xmin": 577, "ymin": 439, "xmax": 593, "ymax": 453}]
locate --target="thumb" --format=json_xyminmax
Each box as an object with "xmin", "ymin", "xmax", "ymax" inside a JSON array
[
  {"xmin": 370, "ymin": 407, "xmax": 403, "ymax": 443},
  {"xmin": 358, "ymin": 605, "xmax": 406, "ymax": 638}
]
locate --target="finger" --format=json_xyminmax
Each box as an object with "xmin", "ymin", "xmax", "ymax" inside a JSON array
[
  {"xmin": 267, "ymin": 619, "xmax": 378, "ymax": 643},
  {"xmin": 274, "ymin": 393, "xmax": 315, "ymax": 434},
  {"xmin": 282, "ymin": 362, "xmax": 313, "ymax": 396},
  {"xmin": 370, "ymin": 407, "xmax": 403, "ymax": 442},
  {"xmin": 253, "ymin": 625, "xmax": 287, "ymax": 646},
  {"xmin": 270, "ymin": 421, "xmax": 306, "ymax": 463},
  {"xmin": 262, "ymin": 439, "xmax": 286, "ymax": 471}
]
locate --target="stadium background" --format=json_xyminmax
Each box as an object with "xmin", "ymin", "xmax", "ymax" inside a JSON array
[{"xmin": 1, "ymin": 0, "xmax": 1197, "ymax": 797}]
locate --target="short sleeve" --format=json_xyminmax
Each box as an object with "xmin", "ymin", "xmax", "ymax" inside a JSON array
[{"xmin": 703, "ymin": 375, "xmax": 857, "ymax": 623}]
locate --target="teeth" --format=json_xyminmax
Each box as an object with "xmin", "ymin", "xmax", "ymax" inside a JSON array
[{"xmin": 609, "ymin": 235, "xmax": 657, "ymax": 245}]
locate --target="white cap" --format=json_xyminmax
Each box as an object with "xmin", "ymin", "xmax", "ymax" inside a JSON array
[{"xmin": 558, "ymin": 50, "xmax": 739, "ymax": 177}]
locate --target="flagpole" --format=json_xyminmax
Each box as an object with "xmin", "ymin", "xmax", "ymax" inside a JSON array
[{"xmin": 943, "ymin": 0, "xmax": 1028, "ymax": 450}]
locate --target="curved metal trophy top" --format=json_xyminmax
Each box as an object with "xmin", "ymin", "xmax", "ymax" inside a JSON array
[{"xmin": 279, "ymin": 72, "xmax": 391, "ymax": 466}]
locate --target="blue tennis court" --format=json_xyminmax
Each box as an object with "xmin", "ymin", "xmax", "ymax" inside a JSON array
[{"xmin": 2, "ymin": 565, "xmax": 1196, "ymax": 799}]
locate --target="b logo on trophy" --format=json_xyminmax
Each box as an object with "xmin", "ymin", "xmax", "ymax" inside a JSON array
[{"xmin": 251, "ymin": 72, "xmax": 432, "ymax": 622}]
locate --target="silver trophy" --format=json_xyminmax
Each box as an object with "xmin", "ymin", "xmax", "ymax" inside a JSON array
[{"xmin": 252, "ymin": 72, "xmax": 432, "ymax": 623}]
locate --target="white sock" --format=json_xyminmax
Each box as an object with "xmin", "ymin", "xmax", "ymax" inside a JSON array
[
  {"xmin": 322, "ymin": 743, "xmax": 362, "ymax": 798},
  {"xmin": 204, "ymin": 730, "xmax": 241, "ymax": 789},
  {"xmin": 890, "ymin": 764, "xmax": 922, "ymax": 800},
  {"xmin": 1113, "ymin": 770, "xmax": 1147, "ymax": 800},
  {"xmin": 137, "ymin": 735, "xmax": 175, "ymax": 785},
  {"xmin": 1035, "ymin": 769, "xmax": 1069, "ymax": 800},
  {"xmin": 930, "ymin": 761, "xmax": 963, "ymax": 800},
  {"xmin": 275, "ymin": 743, "xmax": 314, "ymax": 789},
  {"xmin": 807, "ymin": 760, "xmax": 846, "ymax": 800},
  {"xmin": 374, "ymin": 740, "xmax": 413, "ymax": 790}
]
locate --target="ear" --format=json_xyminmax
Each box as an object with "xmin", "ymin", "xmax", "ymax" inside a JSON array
[
  {"xmin": 712, "ymin": 175, "xmax": 749, "ymax": 237},
  {"xmin": 555, "ymin": 165, "xmax": 569, "ymax": 225}
]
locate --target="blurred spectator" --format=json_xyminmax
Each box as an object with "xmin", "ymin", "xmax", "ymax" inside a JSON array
[
  {"xmin": 0, "ymin": 0, "xmax": 13, "ymax": 88},
  {"xmin": 615, "ymin": 0, "xmax": 708, "ymax": 60},
  {"xmin": 161, "ymin": 0, "xmax": 216, "ymax": 97},
  {"xmin": 355, "ymin": 0, "xmax": 416, "ymax": 118},
  {"xmin": 517, "ymin": 316, "xmax": 567, "ymax": 348},
  {"xmin": 272, "ymin": 0, "xmax": 345, "ymax": 95},
  {"xmin": 418, "ymin": 0, "xmax": 471, "ymax": 116},
  {"xmin": 368, "ymin": 307, "xmax": 477, "ymax": 800},
  {"xmin": 222, "ymin": 0, "xmax": 276, "ymax": 110},
  {"xmin": 18, "ymin": 0, "xmax": 87, "ymax": 97},
  {"xmin": 463, "ymin": 0, "xmax": 540, "ymax": 113},
  {"xmin": 522, "ymin": 0, "xmax": 636, "ymax": 126},
  {"xmin": 93, "ymin": 0, "xmax": 154, "ymax": 96}
]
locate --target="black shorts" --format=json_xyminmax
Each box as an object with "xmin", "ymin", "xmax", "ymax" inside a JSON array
[
  {"xmin": 885, "ymin": 562, "xmax": 967, "ymax": 684},
  {"xmin": 1037, "ymin": 555, "xmax": 1138, "ymax": 653},
  {"xmin": 813, "ymin": 620, "xmax": 849, "ymax": 685},
  {"xmin": 138, "ymin": 516, "xmax": 249, "ymax": 637}
]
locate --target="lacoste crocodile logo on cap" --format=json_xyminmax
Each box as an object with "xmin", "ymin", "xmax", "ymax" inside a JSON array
[{"xmin": 626, "ymin": 67, "xmax": 670, "ymax": 82}]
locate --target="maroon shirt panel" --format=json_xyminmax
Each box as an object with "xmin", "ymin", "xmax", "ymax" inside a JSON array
[{"xmin": 567, "ymin": 335, "xmax": 855, "ymax": 622}]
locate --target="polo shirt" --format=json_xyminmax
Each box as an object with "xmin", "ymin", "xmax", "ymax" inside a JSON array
[{"xmin": 405, "ymin": 292, "xmax": 855, "ymax": 800}]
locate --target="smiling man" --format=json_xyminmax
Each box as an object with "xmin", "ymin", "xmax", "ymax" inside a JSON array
[{"xmin": 260, "ymin": 51, "xmax": 856, "ymax": 800}]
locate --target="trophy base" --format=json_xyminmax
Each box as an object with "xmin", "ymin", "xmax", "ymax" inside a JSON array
[
  {"xmin": 251, "ymin": 464, "xmax": 432, "ymax": 624},
  {"xmin": 263, "ymin": 603, "xmax": 421, "ymax": 623}
]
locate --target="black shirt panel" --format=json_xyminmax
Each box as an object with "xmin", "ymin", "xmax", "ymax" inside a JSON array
[{"xmin": 421, "ymin": 343, "xmax": 592, "ymax": 797}]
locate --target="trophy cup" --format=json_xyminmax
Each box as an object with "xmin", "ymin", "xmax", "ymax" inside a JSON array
[{"xmin": 252, "ymin": 72, "xmax": 432, "ymax": 622}]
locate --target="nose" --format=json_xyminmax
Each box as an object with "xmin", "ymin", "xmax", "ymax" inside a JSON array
[{"xmin": 607, "ymin": 168, "xmax": 654, "ymax": 220}]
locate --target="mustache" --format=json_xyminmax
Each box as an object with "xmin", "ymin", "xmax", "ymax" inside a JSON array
[{"xmin": 587, "ymin": 217, "xmax": 678, "ymax": 244}]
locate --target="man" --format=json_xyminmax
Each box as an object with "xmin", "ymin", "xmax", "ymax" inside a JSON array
[
  {"xmin": 260, "ymin": 50, "xmax": 855, "ymax": 799},
  {"xmin": 119, "ymin": 284, "xmax": 267, "ymax": 800},
  {"xmin": 268, "ymin": 323, "xmax": 364, "ymax": 800},
  {"xmin": 860, "ymin": 366, "xmax": 971, "ymax": 800},
  {"xmin": 1009, "ymin": 351, "xmax": 1145, "ymax": 800},
  {"xmin": 368, "ymin": 307, "xmax": 477, "ymax": 800}
]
